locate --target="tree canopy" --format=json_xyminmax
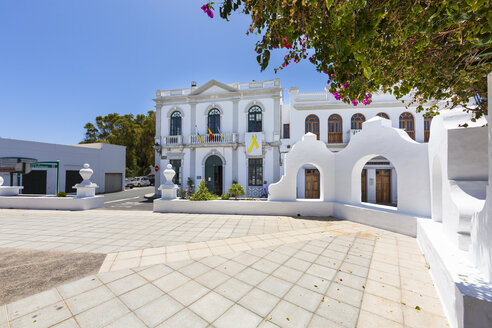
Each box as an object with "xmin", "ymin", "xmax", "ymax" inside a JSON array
[
  {"xmin": 81, "ymin": 111, "xmax": 155, "ymax": 176},
  {"xmin": 206, "ymin": 0, "xmax": 491, "ymax": 118}
]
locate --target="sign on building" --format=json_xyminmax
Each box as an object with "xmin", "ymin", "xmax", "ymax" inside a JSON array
[{"xmin": 245, "ymin": 132, "xmax": 262, "ymax": 156}]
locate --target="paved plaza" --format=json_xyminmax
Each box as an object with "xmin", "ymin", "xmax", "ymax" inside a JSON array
[{"xmin": 0, "ymin": 209, "xmax": 449, "ymax": 328}]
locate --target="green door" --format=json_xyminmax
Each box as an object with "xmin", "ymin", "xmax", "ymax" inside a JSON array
[{"xmin": 205, "ymin": 155, "xmax": 223, "ymax": 195}]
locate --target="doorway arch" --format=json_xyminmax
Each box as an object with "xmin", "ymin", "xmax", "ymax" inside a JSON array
[{"xmin": 204, "ymin": 155, "xmax": 223, "ymax": 195}]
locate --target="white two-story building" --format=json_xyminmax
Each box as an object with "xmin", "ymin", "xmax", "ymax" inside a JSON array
[
  {"xmin": 154, "ymin": 79, "xmax": 433, "ymax": 205},
  {"xmin": 154, "ymin": 79, "xmax": 282, "ymax": 197}
]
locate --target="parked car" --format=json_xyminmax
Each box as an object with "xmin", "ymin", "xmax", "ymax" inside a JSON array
[
  {"xmin": 147, "ymin": 174, "xmax": 155, "ymax": 186},
  {"xmin": 124, "ymin": 178, "xmax": 134, "ymax": 189},
  {"xmin": 132, "ymin": 176, "xmax": 151, "ymax": 187}
]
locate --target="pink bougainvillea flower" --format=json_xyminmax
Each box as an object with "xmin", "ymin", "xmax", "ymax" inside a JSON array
[
  {"xmin": 201, "ymin": 4, "xmax": 213, "ymax": 18},
  {"xmin": 343, "ymin": 83, "xmax": 349, "ymax": 89},
  {"xmin": 283, "ymin": 37, "xmax": 292, "ymax": 49},
  {"xmin": 331, "ymin": 91, "xmax": 342, "ymax": 101},
  {"xmin": 352, "ymin": 99, "xmax": 358, "ymax": 106}
]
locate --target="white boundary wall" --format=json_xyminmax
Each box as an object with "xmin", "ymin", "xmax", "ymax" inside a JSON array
[{"xmin": 0, "ymin": 195, "xmax": 104, "ymax": 211}]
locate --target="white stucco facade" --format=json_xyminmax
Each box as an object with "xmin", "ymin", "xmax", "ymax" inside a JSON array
[
  {"xmin": 154, "ymin": 77, "xmax": 492, "ymax": 328},
  {"xmin": 0, "ymin": 138, "xmax": 126, "ymax": 194},
  {"xmin": 154, "ymin": 79, "xmax": 431, "ymax": 205}
]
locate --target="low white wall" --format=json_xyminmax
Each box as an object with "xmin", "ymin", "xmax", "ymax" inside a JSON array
[
  {"xmin": 0, "ymin": 196, "xmax": 104, "ymax": 211},
  {"xmin": 333, "ymin": 202, "xmax": 418, "ymax": 237},
  {"xmin": 154, "ymin": 199, "xmax": 418, "ymax": 236},
  {"xmin": 417, "ymin": 219, "xmax": 492, "ymax": 328},
  {"xmin": 154, "ymin": 199, "xmax": 333, "ymax": 217}
]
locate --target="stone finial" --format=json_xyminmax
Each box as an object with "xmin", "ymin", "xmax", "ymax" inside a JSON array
[
  {"xmin": 158, "ymin": 164, "xmax": 178, "ymax": 200},
  {"xmin": 0, "ymin": 176, "xmax": 3, "ymax": 186},
  {"xmin": 74, "ymin": 163, "xmax": 98, "ymax": 198},
  {"xmin": 163, "ymin": 164, "xmax": 176, "ymax": 184},
  {"xmin": 79, "ymin": 163, "xmax": 93, "ymax": 183}
]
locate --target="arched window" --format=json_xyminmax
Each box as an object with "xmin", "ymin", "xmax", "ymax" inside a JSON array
[
  {"xmin": 328, "ymin": 114, "xmax": 343, "ymax": 143},
  {"xmin": 248, "ymin": 106, "xmax": 262, "ymax": 132},
  {"xmin": 305, "ymin": 114, "xmax": 320, "ymax": 140},
  {"xmin": 377, "ymin": 112, "xmax": 389, "ymax": 119},
  {"xmin": 399, "ymin": 112, "xmax": 415, "ymax": 139},
  {"xmin": 170, "ymin": 111, "xmax": 182, "ymax": 136},
  {"xmin": 208, "ymin": 108, "xmax": 221, "ymax": 134},
  {"xmin": 351, "ymin": 113, "xmax": 366, "ymax": 130},
  {"xmin": 424, "ymin": 114, "xmax": 432, "ymax": 142}
]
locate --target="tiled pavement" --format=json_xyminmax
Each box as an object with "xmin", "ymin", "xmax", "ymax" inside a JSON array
[
  {"xmin": 0, "ymin": 210, "xmax": 328, "ymax": 254},
  {"xmin": 0, "ymin": 210, "xmax": 449, "ymax": 327}
]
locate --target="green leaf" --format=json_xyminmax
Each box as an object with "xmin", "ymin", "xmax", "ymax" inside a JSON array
[
  {"xmin": 354, "ymin": 53, "xmax": 364, "ymax": 62},
  {"xmin": 363, "ymin": 67, "xmax": 372, "ymax": 79}
]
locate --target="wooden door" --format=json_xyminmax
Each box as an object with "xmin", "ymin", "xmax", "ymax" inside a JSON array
[
  {"xmin": 305, "ymin": 169, "xmax": 320, "ymax": 199},
  {"xmin": 305, "ymin": 115, "xmax": 320, "ymax": 140},
  {"xmin": 361, "ymin": 169, "xmax": 367, "ymax": 202},
  {"xmin": 376, "ymin": 169, "xmax": 391, "ymax": 203}
]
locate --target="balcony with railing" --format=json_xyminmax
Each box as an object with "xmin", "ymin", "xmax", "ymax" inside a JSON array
[
  {"xmin": 162, "ymin": 135, "xmax": 183, "ymax": 145},
  {"xmin": 188, "ymin": 133, "xmax": 238, "ymax": 145}
]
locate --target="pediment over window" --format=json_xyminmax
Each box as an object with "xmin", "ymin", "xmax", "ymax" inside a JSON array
[{"xmin": 189, "ymin": 79, "xmax": 237, "ymax": 95}]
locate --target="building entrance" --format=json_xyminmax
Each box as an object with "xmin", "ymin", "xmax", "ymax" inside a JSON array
[
  {"xmin": 376, "ymin": 169, "xmax": 391, "ymax": 203},
  {"xmin": 304, "ymin": 168, "xmax": 320, "ymax": 199},
  {"xmin": 205, "ymin": 155, "xmax": 223, "ymax": 195}
]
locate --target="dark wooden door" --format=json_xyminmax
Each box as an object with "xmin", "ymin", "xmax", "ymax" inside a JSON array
[
  {"xmin": 376, "ymin": 169, "xmax": 391, "ymax": 203},
  {"xmin": 213, "ymin": 165, "xmax": 223, "ymax": 195},
  {"xmin": 361, "ymin": 169, "xmax": 367, "ymax": 202},
  {"xmin": 205, "ymin": 155, "xmax": 222, "ymax": 195},
  {"xmin": 22, "ymin": 170, "xmax": 47, "ymax": 194},
  {"xmin": 305, "ymin": 169, "xmax": 320, "ymax": 199}
]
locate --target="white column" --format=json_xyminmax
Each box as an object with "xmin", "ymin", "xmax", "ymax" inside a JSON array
[
  {"xmin": 367, "ymin": 168, "xmax": 377, "ymax": 203},
  {"xmin": 391, "ymin": 168, "xmax": 398, "ymax": 205}
]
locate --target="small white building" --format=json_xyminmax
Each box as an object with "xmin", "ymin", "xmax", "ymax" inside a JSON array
[
  {"xmin": 154, "ymin": 79, "xmax": 432, "ymax": 206},
  {"xmin": 0, "ymin": 138, "xmax": 126, "ymax": 194}
]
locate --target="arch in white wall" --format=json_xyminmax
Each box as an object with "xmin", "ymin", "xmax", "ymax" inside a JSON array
[
  {"xmin": 166, "ymin": 106, "xmax": 185, "ymax": 118},
  {"xmin": 338, "ymin": 117, "xmax": 430, "ymax": 217},
  {"xmin": 201, "ymin": 150, "xmax": 227, "ymax": 166},
  {"xmin": 296, "ymin": 163, "xmax": 323, "ymax": 200},
  {"xmin": 243, "ymin": 100, "xmax": 266, "ymax": 113},
  {"xmin": 204, "ymin": 103, "xmax": 224, "ymax": 116},
  {"xmin": 351, "ymin": 155, "xmax": 398, "ymax": 207},
  {"xmin": 268, "ymin": 132, "xmax": 335, "ymax": 202}
]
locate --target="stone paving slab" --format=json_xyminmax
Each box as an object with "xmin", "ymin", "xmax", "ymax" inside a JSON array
[
  {"xmin": 0, "ymin": 210, "xmax": 331, "ymax": 254},
  {"xmin": 0, "ymin": 210, "xmax": 449, "ymax": 328}
]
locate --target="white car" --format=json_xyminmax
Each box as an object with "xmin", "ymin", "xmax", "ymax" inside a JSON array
[{"xmin": 131, "ymin": 177, "xmax": 151, "ymax": 187}]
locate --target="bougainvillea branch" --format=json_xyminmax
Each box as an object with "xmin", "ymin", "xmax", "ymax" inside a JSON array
[{"xmin": 201, "ymin": 0, "xmax": 491, "ymax": 116}]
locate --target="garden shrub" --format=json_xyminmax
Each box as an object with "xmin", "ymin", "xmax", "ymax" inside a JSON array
[
  {"xmin": 190, "ymin": 180, "xmax": 218, "ymax": 201},
  {"xmin": 228, "ymin": 184, "xmax": 245, "ymax": 200},
  {"xmin": 56, "ymin": 192, "xmax": 67, "ymax": 197},
  {"xmin": 221, "ymin": 193, "xmax": 230, "ymax": 200}
]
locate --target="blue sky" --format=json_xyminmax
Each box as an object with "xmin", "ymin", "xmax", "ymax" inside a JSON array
[{"xmin": 0, "ymin": 1, "xmax": 327, "ymax": 145}]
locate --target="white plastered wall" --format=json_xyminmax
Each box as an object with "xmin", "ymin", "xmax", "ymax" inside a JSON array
[
  {"xmin": 428, "ymin": 110, "xmax": 488, "ymax": 249},
  {"xmin": 269, "ymin": 117, "xmax": 431, "ymax": 219}
]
